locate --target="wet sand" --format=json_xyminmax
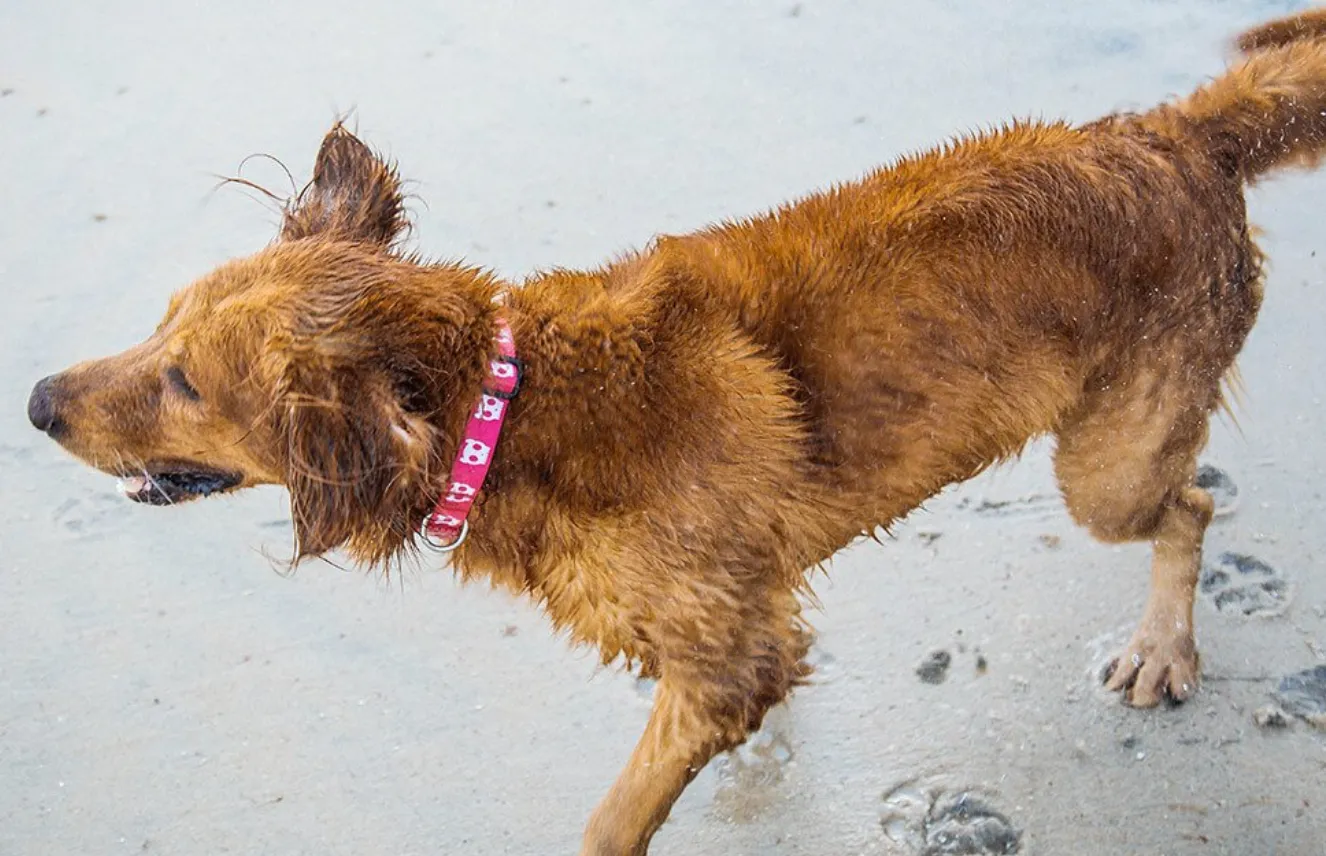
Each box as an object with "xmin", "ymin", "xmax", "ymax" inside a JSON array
[{"xmin": 3, "ymin": 1, "xmax": 1325, "ymax": 853}]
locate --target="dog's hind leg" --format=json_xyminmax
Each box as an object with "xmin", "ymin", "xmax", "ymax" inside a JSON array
[
  {"xmin": 580, "ymin": 597, "xmax": 809, "ymax": 855},
  {"xmin": 1053, "ymin": 362, "xmax": 1221, "ymax": 708}
]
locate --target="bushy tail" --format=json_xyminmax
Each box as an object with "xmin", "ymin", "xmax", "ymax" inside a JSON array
[{"xmin": 1151, "ymin": 8, "xmax": 1326, "ymax": 182}]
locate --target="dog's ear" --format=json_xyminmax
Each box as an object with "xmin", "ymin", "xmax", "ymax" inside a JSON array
[
  {"xmin": 276, "ymin": 353, "xmax": 438, "ymax": 566},
  {"xmin": 281, "ymin": 123, "xmax": 409, "ymax": 248}
]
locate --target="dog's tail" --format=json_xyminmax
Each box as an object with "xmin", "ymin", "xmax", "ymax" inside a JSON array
[
  {"xmin": 1234, "ymin": 7, "xmax": 1326, "ymax": 53},
  {"xmin": 1147, "ymin": 9, "xmax": 1326, "ymax": 182}
]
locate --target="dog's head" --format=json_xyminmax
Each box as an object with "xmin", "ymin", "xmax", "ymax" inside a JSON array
[{"xmin": 28, "ymin": 125, "xmax": 500, "ymax": 564}]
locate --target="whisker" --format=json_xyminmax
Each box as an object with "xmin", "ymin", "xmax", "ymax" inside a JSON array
[{"xmin": 140, "ymin": 462, "xmax": 174, "ymax": 505}]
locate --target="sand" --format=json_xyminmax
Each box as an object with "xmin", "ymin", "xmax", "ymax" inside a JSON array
[{"xmin": 2, "ymin": 1, "xmax": 1325, "ymax": 853}]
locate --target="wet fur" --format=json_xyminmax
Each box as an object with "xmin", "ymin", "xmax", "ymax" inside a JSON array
[{"xmin": 29, "ymin": 11, "xmax": 1326, "ymax": 855}]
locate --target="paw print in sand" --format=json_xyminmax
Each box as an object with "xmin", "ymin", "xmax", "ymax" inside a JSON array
[
  {"xmin": 881, "ymin": 780, "xmax": 1020, "ymax": 855},
  {"xmin": 50, "ymin": 491, "xmax": 133, "ymax": 540},
  {"xmin": 1199, "ymin": 551, "xmax": 1293, "ymax": 618},
  {"xmin": 1195, "ymin": 463, "xmax": 1239, "ymax": 517}
]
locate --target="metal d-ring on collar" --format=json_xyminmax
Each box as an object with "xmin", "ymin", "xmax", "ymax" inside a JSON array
[{"xmin": 421, "ymin": 517, "xmax": 469, "ymax": 552}]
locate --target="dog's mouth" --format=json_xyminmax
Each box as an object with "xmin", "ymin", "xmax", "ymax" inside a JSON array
[{"xmin": 116, "ymin": 466, "xmax": 244, "ymax": 505}]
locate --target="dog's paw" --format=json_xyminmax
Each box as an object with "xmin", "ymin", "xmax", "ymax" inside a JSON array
[{"xmin": 1103, "ymin": 628, "xmax": 1199, "ymax": 708}]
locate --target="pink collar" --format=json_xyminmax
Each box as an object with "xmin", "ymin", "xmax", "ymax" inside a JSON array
[{"xmin": 422, "ymin": 317, "xmax": 520, "ymax": 551}]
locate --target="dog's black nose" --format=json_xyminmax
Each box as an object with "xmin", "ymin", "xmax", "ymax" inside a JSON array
[{"xmin": 28, "ymin": 375, "xmax": 66, "ymax": 437}]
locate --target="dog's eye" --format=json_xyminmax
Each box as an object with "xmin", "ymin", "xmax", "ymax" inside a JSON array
[{"xmin": 166, "ymin": 366, "xmax": 201, "ymax": 401}]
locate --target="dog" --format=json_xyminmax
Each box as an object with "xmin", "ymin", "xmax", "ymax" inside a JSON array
[{"xmin": 27, "ymin": 9, "xmax": 1326, "ymax": 854}]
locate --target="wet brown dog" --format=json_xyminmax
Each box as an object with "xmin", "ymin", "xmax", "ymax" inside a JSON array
[{"xmin": 27, "ymin": 10, "xmax": 1326, "ymax": 854}]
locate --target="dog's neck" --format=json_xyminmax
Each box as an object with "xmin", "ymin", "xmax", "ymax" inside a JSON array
[{"xmin": 443, "ymin": 248, "xmax": 694, "ymax": 591}]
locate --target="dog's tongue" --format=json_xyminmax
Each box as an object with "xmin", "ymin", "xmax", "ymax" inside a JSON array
[{"xmin": 117, "ymin": 475, "xmax": 150, "ymax": 496}]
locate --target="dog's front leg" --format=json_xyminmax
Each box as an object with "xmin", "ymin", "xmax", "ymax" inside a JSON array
[
  {"xmin": 579, "ymin": 673, "xmax": 734, "ymax": 856},
  {"xmin": 580, "ymin": 628, "xmax": 807, "ymax": 856},
  {"xmin": 578, "ymin": 578, "xmax": 807, "ymax": 853}
]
